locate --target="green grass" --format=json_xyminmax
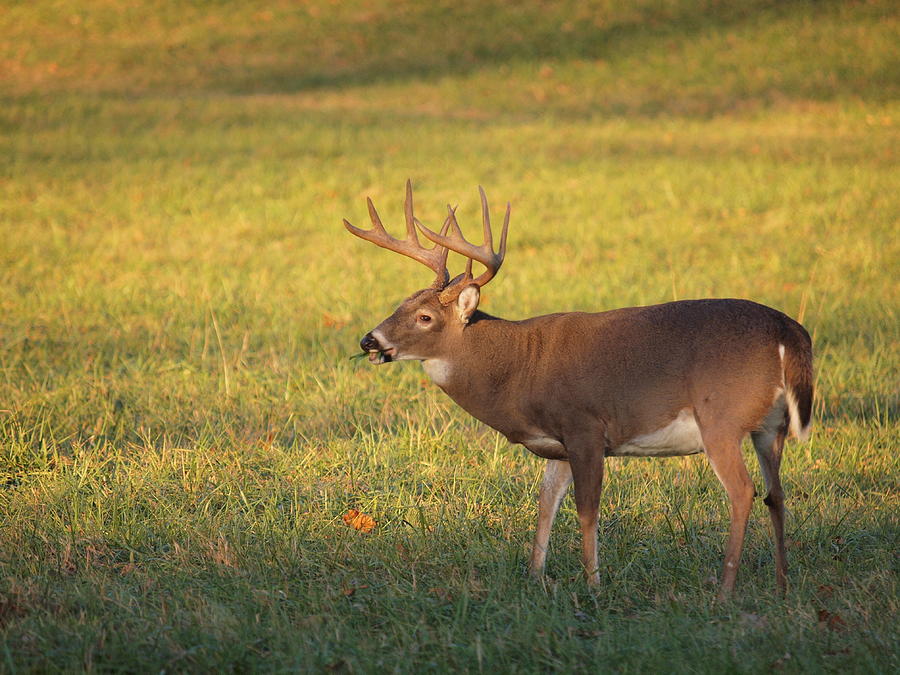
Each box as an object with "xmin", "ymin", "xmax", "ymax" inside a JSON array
[{"xmin": 1, "ymin": 0, "xmax": 898, "ymax": 671}]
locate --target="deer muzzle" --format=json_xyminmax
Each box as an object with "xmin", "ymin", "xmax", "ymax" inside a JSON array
[{"xmin": 359, "ymin": 332, "xmax": 393, "ymax": 364}]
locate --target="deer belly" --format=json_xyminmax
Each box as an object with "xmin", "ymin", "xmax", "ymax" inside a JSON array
[
  {"xmin": 521, "ymin": 436, "xmax": 567, "ymax": 460},
  {"xmin": 610, "ymin": 409, "xmax": 705, "ymax": 457}
]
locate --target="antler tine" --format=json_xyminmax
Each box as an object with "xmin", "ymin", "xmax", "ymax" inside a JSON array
[
  {"xmin": 341, "ymin": 196, "xmax": 389, "ymax": 244},
  {"xmin": 478, "ymin": 185, "xmax": 492, "ymax": 251},
  {"xmin": 416, "ymin": 187, "xmax": 509, "ymax": 289},
  {"xmin": 415, "ymin": 212, "xmax": 453, "ymax": 288},
  {"xmin": 343, "ymin": 181, "xmax": 450, "ymax": 288},
  {"xmin": 367, "ymin": 197, "xmax": 387, "ymax": 234},
  {"xmin": 498, "ymin": 200, "xmax": 511, "ymax": 259},
  {"xmin": 404, "ymin": 178, "xmax": 419, "ymax": 242},
  {"xmin": 445, "ymin": 206, "xmax": 474, "ymax": 281}
]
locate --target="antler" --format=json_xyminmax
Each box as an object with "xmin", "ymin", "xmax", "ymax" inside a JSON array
[
  {"xmin": 343, "ymin": 180, "xmax": 451, "ymax": 289},
  {"xmin": 416, "ymin": 186, "xmax": 510, "ymax": 299}
]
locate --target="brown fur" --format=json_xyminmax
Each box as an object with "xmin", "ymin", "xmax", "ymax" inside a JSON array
[
  {"xmin": 348, "ymin": 184, "xmax": 813, "ymax": 599},
  {"xmin": 363, "ymin": 289, "xmax": 813, "ymax": 599}
]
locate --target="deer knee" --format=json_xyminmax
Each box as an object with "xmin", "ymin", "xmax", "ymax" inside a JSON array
[{"xmin": 763, "ymin": 491, "xmax": 783, "ymax": 508}]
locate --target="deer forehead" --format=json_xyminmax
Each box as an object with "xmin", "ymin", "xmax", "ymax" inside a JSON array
[{"xmin": 397, "ymin": 288, "xmax": 441, "ymax": 310}]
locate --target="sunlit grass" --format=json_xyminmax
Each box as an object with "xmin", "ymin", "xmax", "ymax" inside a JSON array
[{"xmin": 1, "ymin": 0, "xmax": 898, "ymax": 671}]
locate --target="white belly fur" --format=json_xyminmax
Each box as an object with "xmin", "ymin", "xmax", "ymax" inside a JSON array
[{"xmin": 611, "ymin": 408, "xmax": 704, "ymax": 457}]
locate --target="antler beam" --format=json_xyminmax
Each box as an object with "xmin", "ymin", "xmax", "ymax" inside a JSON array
[{"xmin": 343, "ymin": 180, "xmax": 451, "ymax": 289}]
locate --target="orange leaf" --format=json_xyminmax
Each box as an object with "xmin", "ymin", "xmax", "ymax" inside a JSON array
[
  {"xmin": 322, "ymin": 312, "xmax": 349, "ymax": 329},
  {"xmin": 342, "ymin": 509, "xmax": 376, "ymax": 533}
]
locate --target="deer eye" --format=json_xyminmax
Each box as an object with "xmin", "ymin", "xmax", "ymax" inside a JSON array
[{"xmin": 417, "ymin": 313, "xmax": 433, "ymax": 324}]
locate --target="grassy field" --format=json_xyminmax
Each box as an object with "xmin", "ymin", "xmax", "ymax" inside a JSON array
[{"xmin": 1, "ymin": 0, "xmax": 898, "ymax": 671}]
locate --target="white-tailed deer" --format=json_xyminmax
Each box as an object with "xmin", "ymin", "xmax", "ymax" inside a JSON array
[{"xmin": 344, "ymin": 180, "xmax": 813, "ymax": 600}]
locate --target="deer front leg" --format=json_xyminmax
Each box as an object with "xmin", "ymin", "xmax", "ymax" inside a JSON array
[
  {"xmin": 568, "ymin": 436, "xmax": 607, "ymax": 586},
  {"xmin": 529, "ymin": 459, "xmax": 573, "ymax": 578}
]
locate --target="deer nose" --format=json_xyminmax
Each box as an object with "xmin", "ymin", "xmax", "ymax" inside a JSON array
[{"xmin": 360, "ymin": 333, "xmax": 380, "ymax": 352}]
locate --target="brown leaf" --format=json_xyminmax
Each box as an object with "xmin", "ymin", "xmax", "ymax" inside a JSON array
[
  {"xmin": 817, "ymin": 609, "xmax": 847, "ymax": 632},
  {"xmin": 342, "ymin": 584, "xmax": 368, "ymax": 597},
  {"xmin": 816, "ymin": 584, "xmax": 835, "ymax": 599},
  {"xmin": 395, "ymin": 542, "xmax": 410, "ymax": 560},
  {"xmin": 342, "ymin": 509, "xmax": 376, "ymax": 533}
]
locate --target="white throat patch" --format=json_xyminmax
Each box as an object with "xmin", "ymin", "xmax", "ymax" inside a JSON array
[{"xmin": 422, "ymin": 359, "xmax": 452, "ymax": 387}]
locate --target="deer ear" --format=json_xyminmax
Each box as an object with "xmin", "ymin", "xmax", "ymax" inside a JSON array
[{"xmin": 455, "ymin": 284, "xmax": 480, "ymax": 324}]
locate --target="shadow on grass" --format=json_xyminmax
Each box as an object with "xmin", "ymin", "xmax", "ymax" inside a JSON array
[
  {"xmin": 4, "ymin": 0, "xmax": 895, "ymax": 117},
  {"xmin": 203, "ymin": 0, "xmax": 882, "ymax": 103},
  {"xmin": 208, "ymin": 0, "xmax": 758, "ymax": 93}
]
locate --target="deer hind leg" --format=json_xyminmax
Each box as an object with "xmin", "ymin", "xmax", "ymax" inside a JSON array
[
  {"xmin": 567, "ymin": 437, "xmax": 606, "ymax": 586},
  {"xmin": 529, "ymin": 459, "xmax": 573, "ymax": 578},
  {"xmin": 751, "ymin": 395, "xmax": 790, "ymax": 594},
  {"xmin": 700, "ymin": 426, "xmax": 755, "ymax": 601}
]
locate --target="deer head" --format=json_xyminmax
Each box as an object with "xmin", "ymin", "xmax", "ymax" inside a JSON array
[{"xmin": 344, "ymin": 180, "xmax": 509, "ymax": 364}]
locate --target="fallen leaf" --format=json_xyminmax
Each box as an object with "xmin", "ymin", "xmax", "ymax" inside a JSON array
[
  {"xmin": 816, "ymin": 584, "xmax": 835, "ymax": 599},
  {"xmin": 342, "ymin": 508, "xmax": 376, "ymax": 533},
  {"xmin": 817, "ymin": 609, "xmax": 847, "ymax": 632}
]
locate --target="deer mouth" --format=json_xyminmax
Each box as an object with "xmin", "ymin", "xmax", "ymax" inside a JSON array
[
  {"xmin": 360, "ymin": 330, "xmax": 396, "ymax": 364},
  {"xmin": 367, "ymin": 347, "xmax": 395, "ymax": 364}
]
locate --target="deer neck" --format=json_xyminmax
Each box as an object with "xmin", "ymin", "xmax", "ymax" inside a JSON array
[
  {"xmin": 421, "ymin": 312, "xmax": 498, "ymax": 387},
  {"xmin": 421, "ymin": 311, "xmax": 522, "ymax": 423}
]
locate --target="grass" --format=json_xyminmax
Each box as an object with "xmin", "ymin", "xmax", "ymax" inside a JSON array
[{"xmin": 1, "ymin": 0, "xmax": 898, "ymax": 671}]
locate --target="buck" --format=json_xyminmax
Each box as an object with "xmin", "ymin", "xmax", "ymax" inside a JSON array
[{"xmin": 344, "ymin": 181, "xmax": 813, "ymax": 599}]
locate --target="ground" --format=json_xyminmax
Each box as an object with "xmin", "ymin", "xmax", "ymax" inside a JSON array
[{"xmin": 0, "ymin": 1, "xmax": 898, "ymax": 671}]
